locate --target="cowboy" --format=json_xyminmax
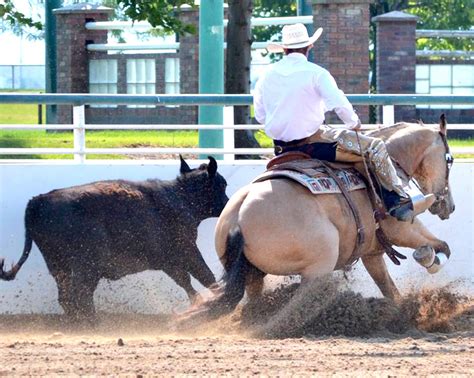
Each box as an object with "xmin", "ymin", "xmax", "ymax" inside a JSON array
[{"xmin": 253, "ymin": 23, "xmax": 433, "ymax": 222}]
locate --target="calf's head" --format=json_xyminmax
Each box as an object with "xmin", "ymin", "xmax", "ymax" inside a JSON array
[{"xmin": 179, "ymin": 156, "xmax": 229, "ymax": 218}]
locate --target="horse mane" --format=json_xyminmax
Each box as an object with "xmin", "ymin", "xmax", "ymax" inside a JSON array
[{"xmin": 365, "ymin": 122, "xmax": 418, "ymax": 140}]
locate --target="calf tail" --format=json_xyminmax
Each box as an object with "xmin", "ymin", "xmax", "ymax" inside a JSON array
[
  {"xmin": 206, "ymin": 226, "xmax": 252, "ymax": 319},
  {"xmin": 0, "ymin": 212, "xmax": 34, "ymax": 281}
]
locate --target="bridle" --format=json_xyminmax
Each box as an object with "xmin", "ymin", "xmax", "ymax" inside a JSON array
[
  {"xmin": 392, "ymin": 130, "xmax": 453, "ymax": 206},
  {"xmin": 435, "ymin": 131, "xmax": 454, "ymax": 203}
]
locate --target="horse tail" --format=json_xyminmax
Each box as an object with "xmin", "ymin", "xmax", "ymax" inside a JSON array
[{"xmin": 206, "ymin": 225, "xmax": 252, "ymax": 319}]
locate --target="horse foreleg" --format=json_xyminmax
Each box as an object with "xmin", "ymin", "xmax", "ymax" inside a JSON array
[
  {"xmin": 361, "ymin": 253, "xmax": 401, "ymax": 301},
  {"xmin": 383, "ymin": 219, "xmax": 451, "ymax": 274}
]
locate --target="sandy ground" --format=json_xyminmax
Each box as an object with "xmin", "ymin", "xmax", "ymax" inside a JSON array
[
  {"xmin": 1, "ymin": 283, "xmax": 473, "ymax": 376},
  {"xmin": 1, "ymin": 329, "xmax": 473, "ymax": 376}
]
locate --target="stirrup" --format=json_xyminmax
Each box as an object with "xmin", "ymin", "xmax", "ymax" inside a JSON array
[{"xmin": 404, "ymin": 181, "xmax": 436, "ymax": 217}]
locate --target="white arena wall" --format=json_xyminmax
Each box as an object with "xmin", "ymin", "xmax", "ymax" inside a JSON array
[{"xmin": 0, "ymin": 161, "xmax": 472, "ymax": 314}]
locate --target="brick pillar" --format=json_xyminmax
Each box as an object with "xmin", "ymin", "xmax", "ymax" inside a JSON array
[
  {"xmin": 372, "ymin": 11, "xmax": 418, "ymax": 122},
  {"xmin": 178, "ymin": 7, "xmax": 199, "ymax": 124},
  {"xmin": 312, "ymin": 0, "xmax": 372, "ymax": 123},
  {"xmin": 54, "ymin": 3, "xmax": 113, "ymax": 124}
]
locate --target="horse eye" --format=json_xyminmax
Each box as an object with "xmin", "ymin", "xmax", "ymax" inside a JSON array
[{"xmin": 446, "ymin": 153, "xmax": 454, "ymax": 169}]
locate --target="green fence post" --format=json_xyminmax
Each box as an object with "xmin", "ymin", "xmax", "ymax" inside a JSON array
[
  {"xmin": 297, "ymin": 0, "xmax": 314, "ymax": 61},
  {"xmin": 45, "ymin": 0, "xmax": 62, "ymax": 124},
  {"xmin": 198, "ymin": 0, "xmax": 224, "ymax": 160}
]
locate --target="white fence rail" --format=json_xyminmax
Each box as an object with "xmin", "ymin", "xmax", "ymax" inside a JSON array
[
  {"xmin": 1, "ymin": 93, "xmax": 473, "ymax": 162},
  {"xmin": 0, "ymin": 104, "xmax": 473, "ymax": 162}
]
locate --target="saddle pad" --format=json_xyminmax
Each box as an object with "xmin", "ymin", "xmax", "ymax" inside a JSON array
[{"xmin": 253, "ymin": 167, "xmax": 366, "ymax": 194}]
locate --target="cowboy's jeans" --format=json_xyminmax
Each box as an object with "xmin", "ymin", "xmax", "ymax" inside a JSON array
[{"xmin": 308, "ymin": 125, "xmax": 406, "ymax": 197}]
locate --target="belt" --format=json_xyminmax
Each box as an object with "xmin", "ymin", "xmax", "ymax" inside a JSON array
[
  {"xmin": 273, "ymin": 136, "xmax": 308, "ymax": 148},
  {"xmin": 273, "ymin": 136, "xmax": 310, "ymax": 154}
]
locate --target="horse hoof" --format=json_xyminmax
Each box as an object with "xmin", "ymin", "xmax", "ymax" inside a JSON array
[
  {"xmin": 426, "ymin": 252, "xmax": 449, "ymax": 274},
  {"xmin": 413, "ymin": 246, "xmax": 435, "ymax": 268}
]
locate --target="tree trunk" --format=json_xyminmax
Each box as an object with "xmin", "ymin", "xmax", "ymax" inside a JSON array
[{"xmin": 225, "ymin": 0, "xmax": 261, "ymax": 157}]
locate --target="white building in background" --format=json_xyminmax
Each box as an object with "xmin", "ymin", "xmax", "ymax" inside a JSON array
[{"xmin": 0, "ymin": 0, "xmax": 46, "ymax": 88}]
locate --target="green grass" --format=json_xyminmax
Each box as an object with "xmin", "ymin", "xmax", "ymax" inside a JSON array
[
  {"xmin": 445, "ymin": 139, "xmax": 474, "ymax": 159},
  {"xmin": 0, "ymin": 129, "xmax": 199, "ymax": 159},
  {"xmin": 0, "ymin": 90, "xmax": 46, "ymax": 125},
  {"xmin": 0, "ymin": 129, "xmax": 471, "ymax": 160}
]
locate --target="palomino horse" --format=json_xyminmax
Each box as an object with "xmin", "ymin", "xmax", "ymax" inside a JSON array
[{"xmin": 191, "ymin": 115, "xmax": 455, "ymax": 320}]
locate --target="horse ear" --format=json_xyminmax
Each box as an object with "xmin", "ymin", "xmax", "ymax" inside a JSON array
[
  {"xmin": 179, "ymin": 155, "xmax": 192, "ymax": 174},
  {"xmin": 439, "ymin": 113, "xmax": 447, "ymax": 136},
  {"xmin": 207, "ymin": 156, "xmax": 217, "ymax": 178}
]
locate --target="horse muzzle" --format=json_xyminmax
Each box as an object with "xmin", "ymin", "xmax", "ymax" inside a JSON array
[{"xmin": 429, "ymin": 194, "xmax": 455, "ymax": 220}]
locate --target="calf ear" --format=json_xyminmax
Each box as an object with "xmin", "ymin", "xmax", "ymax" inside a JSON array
[
  {"xmin": 179, "ymin": 155, "xmax": 192, "ymax": 174},
  {"xmin": 439, "ymin": 113, "xmax": 447, "ymax": 136},
  {"xmin": 207, "ymin": 156, "xmax": 217, "ymax": 178}
]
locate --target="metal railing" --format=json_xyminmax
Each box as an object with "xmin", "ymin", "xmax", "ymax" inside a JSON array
[
  {"xmin": 0, "ymin": 93, "xmax": 473, "ymax": 163},
  {"xmin": 416, "ymin": 28, "xmax": 474, "ymax": 58},
  {"xmin": 84, "ymin": 15, "xmax": 313, "ymax": 31}
]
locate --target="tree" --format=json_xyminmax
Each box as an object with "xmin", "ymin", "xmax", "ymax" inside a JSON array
[
  {"xmin": 224, "ymin": 0, "xmax": 297, "ymax": 152},
  {"xmin": 225, "ymin": 0, "xmax": 260, "ymax": 152},
  {"xmin": 0, "ymin": 0, "xmax": 42, "ymax": 36},
  {"xmin": 252, "ymin": 0, "xmax": 296, "ymax": 62},
  {"xmin": 113, "ymin": 0, "xmax": 196, "ymax": 35},
  {"xmin": 371, "ymin": 0, "xmax": 473, "ymax": 51}
]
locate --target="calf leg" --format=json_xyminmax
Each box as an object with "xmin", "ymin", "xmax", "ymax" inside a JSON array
[
  {"xmin": 52, "ymin": 269, "xmax": 99, "ymax": 322},
  {"xmin": 69, "ymin": 272, "xmax": 100, "ymax": 322},
  {"xmin": 162, "ymin": 266, "xmax": 199, "ymax": 303},
  {"xmin": 53, "ymin": 269, "xmax": 75, "ymax": 318},
  {"xmin": 362, "ymin": 253, "xmax": 401, "ymax": 301},
  {"xmin": 73, "ymin": 275, "xmax": 99, "ymax": 321},
  {"xmin": 184, "ymin": 246, "xmax": 216, "ymax": 289}
]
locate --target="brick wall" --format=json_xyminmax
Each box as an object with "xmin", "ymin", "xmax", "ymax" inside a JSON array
[
  {"xmin": 54, "ymin": 5, "xmax": 200, "ymax": 125},
  {"xmin": 312, "ymin": 0, "xmax": 372, "ymax": 123},
  {"xmin": 54, "ymin": 4, "xmax": 112, "ymax": 124},
  {"xmin": 372, "ymin": 11, "xmax": 418, "ymax": 122}
]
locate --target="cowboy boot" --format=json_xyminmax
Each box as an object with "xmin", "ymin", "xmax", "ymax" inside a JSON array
[
  {"xmin": 380, "ymin": 188, "xmax": 414, "ymax": 222},
  {"xmin": 381, "ymin": 182, "xmax": 436, "ymax": 222},
  {"xmin": 403, "ymin": 180, "xmax": 436, "ymax": 217}
]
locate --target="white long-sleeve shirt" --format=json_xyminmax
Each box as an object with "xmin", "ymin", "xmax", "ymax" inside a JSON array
[{"xmin": 253, "ymin": 53, "xmax": 360, "ymax": 142}]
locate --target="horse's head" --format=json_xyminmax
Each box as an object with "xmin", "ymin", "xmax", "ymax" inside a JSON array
[{"xmin": 411, "ymin": 115, "xmax": 455, "ymax": 220}]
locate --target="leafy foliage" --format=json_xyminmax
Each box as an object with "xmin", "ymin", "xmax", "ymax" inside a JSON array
[
  {"xmin": 371, "ymin": 0, "xmax": 473, "ymax": 51},
  {"xmin": 253, "ymin": 0, "xmax": 297, "ymax": 61},
  {"xmin": 0, "ymin": 0, "xmax": 43, "ymax": 37},
  {"xmin": 115, "ymin": 0, "xmax": 196, "ymax": 35}
]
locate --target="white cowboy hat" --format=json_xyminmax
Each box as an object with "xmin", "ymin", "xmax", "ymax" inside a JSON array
[{"xmin": 267, "ymin": 23, "xmax": 323, "ymax": 53}]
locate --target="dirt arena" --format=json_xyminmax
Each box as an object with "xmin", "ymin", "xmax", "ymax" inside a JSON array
[{"xmin": 1, "ymin": 280, "xmax": 473, "ymax": 376}]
